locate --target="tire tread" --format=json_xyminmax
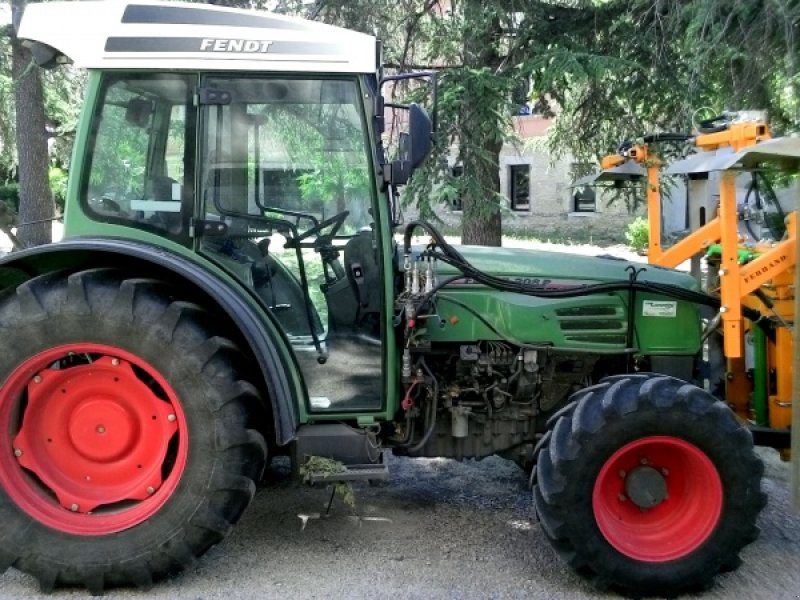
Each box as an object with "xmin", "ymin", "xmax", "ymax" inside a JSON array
[
  {"xmin": 0, "ymin": 269, "xmax": 268, "ymax": 593},
  {"xmin": 533, "ymin": 373, "xmax": 764, "ymax": 596}
]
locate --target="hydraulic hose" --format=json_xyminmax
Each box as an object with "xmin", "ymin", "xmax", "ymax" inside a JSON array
[
  {"xmin": 407, "ymin": 358, "xmax": 439, "ymax": 452},
  {"xmin": 404, "ymin": 220, "xmax": 764, "ymax": 325}
]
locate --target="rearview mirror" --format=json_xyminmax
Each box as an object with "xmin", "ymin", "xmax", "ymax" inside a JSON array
[
  {"xmin": 385, "ymin": 103, "xmax": 432, "ymax": 186},
  {"xmin": 408, "ymin": 103, "xmax": 432, "ymax": 169},
  {"xmin": 125, "ymin": 99, "xmax": 153, "ymax": 128}
]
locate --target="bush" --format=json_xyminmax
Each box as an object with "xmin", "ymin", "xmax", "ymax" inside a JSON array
[
  {"xmin": 0, "ymin": 183, "xmax": 19, "ymax": 212},
  {"xmin": 49, "ymin": 167, "xmax": 68, "ymax": 213},
  {"xmin": 625, "ymin": 217, "xmax": 649, "ymax": 253},
  {"xmin": 0, "ymin": 169, "xmax": 67, "ymax": 216}
]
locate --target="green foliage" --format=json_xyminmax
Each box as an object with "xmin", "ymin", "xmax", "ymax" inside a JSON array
[
  {"xmin": 625, "ymin": 216, "xmax": 649, "ymax": 253},
  {"xmin": 404, "ymin": 66, "xmax": 515, "ymax": 229},
  {"xmin": 398, "ymin": 4, "xmax": 526, "ymax": 243},
  {"xmin": 0, "ymin": 37, "xmax": 84, "ymax": 176},
  {"xmin": 272, "ymin": 247, "xmax": 329, "ymax": 327},
  {"xmin": 7, "ymin": 0, "xmax": 800, "ymax": 244},
  {"xmin": 544, "ymin": 0, "xmax": 800, "ymax": 166},
  {"xmin": 676, "ymin": 0, "xmax": 799, "ymax": 132},
  {"xmin": 87, "ymin": 82, "xmax": 149, "ymax": 198},
  {"xmin": 0, "ymin": 183, "xmax": 19, "ymax": 210},
  {"xmin": 42, "ymin": 66, "xmax": 86, "ymax": 167},
  {"xmin": 48, "ymin": 166, "xmax": 67, "ymax": 212},
  {"xmin": 0, "ymin": 183, "xmax": 19, "ymax": 233}
]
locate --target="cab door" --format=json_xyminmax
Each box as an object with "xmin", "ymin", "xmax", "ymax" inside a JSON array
[{"xmin": 196, "ymin": 75, "xmax": 387, "ymax": 413}]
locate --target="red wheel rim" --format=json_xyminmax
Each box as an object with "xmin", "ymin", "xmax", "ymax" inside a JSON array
[
  {"xmin": 0, "ymin": 344, "xmax": 188, "ymax": 535},
  {"xmin": 593, "ymin": 436, "xmax": 722, "ymax": 562}
]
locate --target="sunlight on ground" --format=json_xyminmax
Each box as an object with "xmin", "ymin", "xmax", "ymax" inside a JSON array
[
  {"xmin": 404, "ymin": 233, "xmax": 656, "ymax": 265},
  {"xmin": 0, "ymin": 225, "xmax": 686, "ymax": 273},
  {"xmin": 0, "ymin": 222, "xmax": 64, "ymax": 254},
  {"xmin": 506, "ymin": 519, "xmax": 533, "ymax": 531}
]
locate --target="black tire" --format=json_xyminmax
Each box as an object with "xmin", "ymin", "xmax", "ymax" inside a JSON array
[
  {"xmin": 0, "ymin": 269, "xmax": 267, "ymax": 593},
  {"xmin": 533, "ymin": 374, "xmax": 765, "ymax": 597}
]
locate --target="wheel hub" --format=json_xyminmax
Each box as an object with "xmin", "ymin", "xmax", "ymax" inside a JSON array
[
  {"xmin": 12, "ymin": 355, "xmax": 178, "ymax": 514},
  {"xmin": 68, "ymin": 398, "xmax": 138, "ymax": 462},
  {"xmin": 624, "ymin": 465, "xmax": 667, "ymax": 509},
  {"xmin": 593, "ymin": 436, "xmax": 723, "ymax": 562}
]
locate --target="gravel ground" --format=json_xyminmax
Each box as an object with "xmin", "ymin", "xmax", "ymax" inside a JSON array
[{"xmin": 1, "ymin": 448, "xmax": 798, "ymax": 600}]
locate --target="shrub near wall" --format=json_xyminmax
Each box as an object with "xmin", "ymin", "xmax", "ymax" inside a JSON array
[
  {"xmin": 0, "ymin": 183, "xmax": 19, "ymax": 213},
  {"xmin": 625, "ymin": 216, "xmax": 649, "ymax": 253},
  {"xmin": 0, "ymin": 172, "xmax": 64, "ymax": 221}
]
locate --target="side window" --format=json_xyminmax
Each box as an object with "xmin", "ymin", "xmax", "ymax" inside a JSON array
[
  {"xmin": 88, "ymin": 96, "xmax": 149, "ymax": 207},
  {"xmin": 449, "ymin": 165, "xmax": 464, "ymax": 211},
  {"xmin": 509, "ymin": 164, "xmax": 530, "ymax": 211},
  {"xmin": 83, "ymin": 74, "xmax": 196, "ymax": 238},
  {"xmin": 199, "ymin": 78, "xmax": 383, "ymax": 412},
  {"xmin": 570, "ymin": 162, "xmax": 597, "ymax": 213}
]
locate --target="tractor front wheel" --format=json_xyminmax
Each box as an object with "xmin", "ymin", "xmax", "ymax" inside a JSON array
[
  {"xmin": 0, "ymin": 269, "xmax": 267, "ymax": 593},
  {"xmin": 533, "ymin": 374, "xmax": 765, "ymax": 596}
]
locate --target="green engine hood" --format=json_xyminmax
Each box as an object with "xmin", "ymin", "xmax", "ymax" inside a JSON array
[
  {"xmin": 441, "ymin": 245, "xmax": 700, "ymax": 290},
  {"xmin": 423, "ymin": 245, "xmax": 703, "ymax": 355}
]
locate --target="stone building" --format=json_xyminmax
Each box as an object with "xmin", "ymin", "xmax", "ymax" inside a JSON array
[
  {"xmin": 409, "ymin": 111, "xmax": 796, "ymax": 246},
  {"xmin": 435, "ymin": 114, "xmax": 641, "ymax": 244}
]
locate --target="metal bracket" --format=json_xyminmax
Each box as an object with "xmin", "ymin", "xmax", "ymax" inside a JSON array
[{"xmin": 307, "ymin": 463, "xmax": 389, "ymax": 484}]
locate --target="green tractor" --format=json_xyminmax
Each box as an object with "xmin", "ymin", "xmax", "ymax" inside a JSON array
[{"xmin": 1, "ymin": 1, "xmax": 763, "ymax": 595}]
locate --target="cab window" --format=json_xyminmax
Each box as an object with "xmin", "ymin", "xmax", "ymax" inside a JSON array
[{"xmin": 82, "ymin": 74, "xmax": 196, "ymax": 239}]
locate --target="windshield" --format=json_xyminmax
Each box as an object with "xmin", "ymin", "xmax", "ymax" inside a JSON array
[{"xmin": 199, "ymin": 77, "xmax": 373, "ymax": 233}]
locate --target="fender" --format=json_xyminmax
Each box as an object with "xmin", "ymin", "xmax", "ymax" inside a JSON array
[{"xmin": 0, "ymin": 238, "xmax": 300, "ymax": 446}]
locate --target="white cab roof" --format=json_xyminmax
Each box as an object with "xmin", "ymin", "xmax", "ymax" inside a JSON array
[{"xmin": 18, "ymin": 0, "xmax": 378, "ymax": 73}]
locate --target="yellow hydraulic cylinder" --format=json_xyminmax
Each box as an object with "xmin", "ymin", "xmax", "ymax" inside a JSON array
[
  {"xmin": 770, "ymin": 326, "xmax": 793, "ymax": 430},
  {"xmin": 646, "ymin": 163, "xmax": 662, "ymax": 263},
  {"xmin": 718, "ymin": 172, "xmax": 743, "ymax": 358}
]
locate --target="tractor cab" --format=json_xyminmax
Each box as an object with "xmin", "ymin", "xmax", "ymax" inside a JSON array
[
  {"xmin": 83, "ymin": 72, "xmax": 386, "ymax": 411},
  {"xmin": 20, "ymin": 0, "xmax": 431, "ymax": 414}
]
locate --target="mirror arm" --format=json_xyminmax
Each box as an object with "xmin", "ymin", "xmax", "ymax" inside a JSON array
[
  {"xmin": 383, "ymin": 161, "xmax": 410, "ymax": 187},
  {"xmin": 379, "ymin": 71, "xmax": 438, "ymax": 86}
]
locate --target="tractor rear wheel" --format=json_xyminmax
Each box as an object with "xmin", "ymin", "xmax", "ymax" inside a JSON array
[
  {"xmin": 533, "ymin": 374, "xmax": 765, "ymax": 597},
  {"xmin": 0, "ymin": 269, "xmax": 267, "ymax": 593}
]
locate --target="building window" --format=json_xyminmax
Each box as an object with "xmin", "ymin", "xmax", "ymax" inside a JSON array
[
  {"xmin": 449, "ymin": 165, "xmax": 463, "ymax": 211},
  {"xmin": 571, "ymin": 163, "xmax": 596, "ymax": 212},
  {"xmin": 572, "ymin": 186, "xmax": 596, "ymax": 212},
  {"xmin": 509, "ymin": 164, "xmax": 530, "ymax": 211}
]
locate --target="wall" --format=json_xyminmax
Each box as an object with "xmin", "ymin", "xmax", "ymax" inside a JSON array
[{"xmin": 431, "ymin": 115, "xmax": 641, "ymax": 244}]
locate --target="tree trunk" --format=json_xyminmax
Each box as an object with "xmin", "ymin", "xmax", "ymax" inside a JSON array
[
  {"xmin": 12, "ymin": 0, "xmax": 54, "ymax": 248},
  {"xmin": 461, "ymin": 135, "xmax": 503, "ymax": 246},
  {"xmin": 459, "ymin": 0, "xmax": 502, "ymax": 247}
]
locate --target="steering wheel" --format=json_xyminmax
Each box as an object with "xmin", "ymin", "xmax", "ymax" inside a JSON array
[{"xmin": 284, "ymin": 211, "xmax": 349, "ymax": 250}]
